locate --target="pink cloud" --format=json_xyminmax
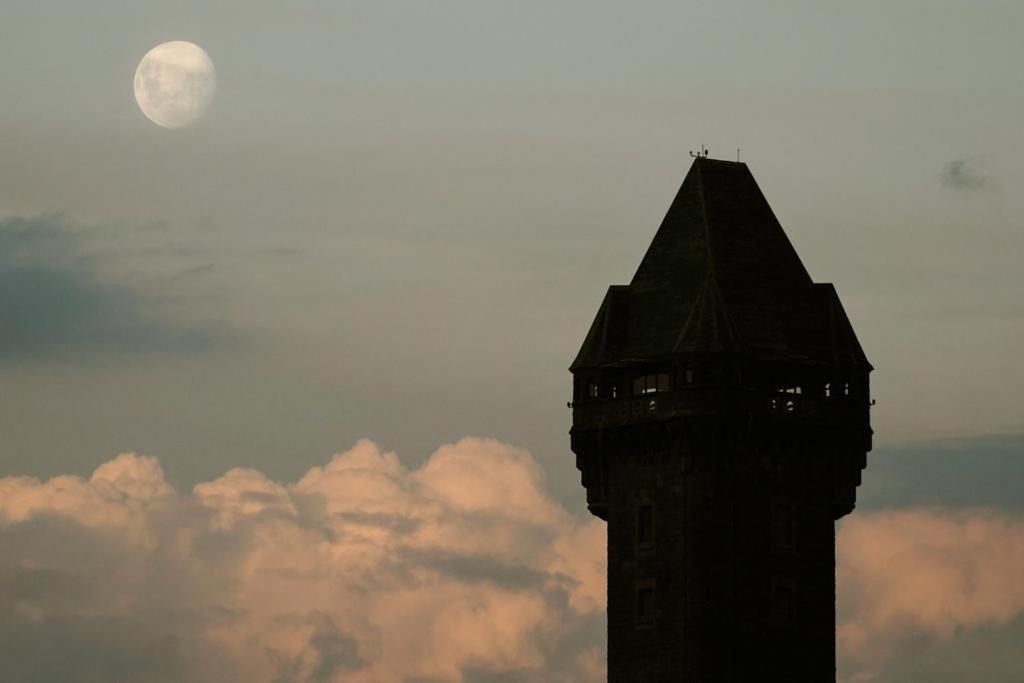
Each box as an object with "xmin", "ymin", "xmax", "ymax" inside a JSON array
[
  {"xmin": 0, "ymin": 438, "xmax": 605, "ymax": 683},
  {"xmin": 4, "ymin": 440, "xmax": 1023, "ymax": 682},
  {"xmin": 838, "ymin": 508, "xmax": 1024, "ymax": 680}
]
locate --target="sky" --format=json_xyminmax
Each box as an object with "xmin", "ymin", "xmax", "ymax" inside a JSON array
[{"xmin": 1, "ymin": 1, "xmax": 1023, "ymax": 681}]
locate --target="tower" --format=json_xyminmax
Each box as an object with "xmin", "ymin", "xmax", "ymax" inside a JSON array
[{"xmin": 569, "ymin": 157, "xmax": 872, "ymax": 681}]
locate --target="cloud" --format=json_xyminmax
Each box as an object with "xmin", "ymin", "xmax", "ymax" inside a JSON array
[
  {"xmin": 940, "ymin": 157, "xmax": 994, "ymax": 192},
  {"xmin": 0, "ymin": 214, "xmax": 227, "ymax": 360},
  {"xmin": 859, "ymin": 433, "xmax": 1024, "ymax": 511},
  {"xmin": 0, "ymin": 438, "xmax": 606, "ymax": 683},
  {"xmin": 838, "ymin": 508, "xmax": 1024, "ymax": 681},
  {"xmin": 5, "ymin": 437, "xmax": 1024, "ymax": 682}
]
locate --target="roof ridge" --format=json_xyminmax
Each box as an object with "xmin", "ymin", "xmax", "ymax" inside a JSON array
[
  {"xmin": 674, "ymin": 272, "xmax": 742, "ymax": 353},
  {"xmin": 694, "ymin": 159, "xmax": 716, "ymax": 280}
]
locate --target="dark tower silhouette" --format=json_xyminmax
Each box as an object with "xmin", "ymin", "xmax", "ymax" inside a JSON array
[{"xmin": 569, "ymin": 157, "xmax": 872, "ymax": 681}]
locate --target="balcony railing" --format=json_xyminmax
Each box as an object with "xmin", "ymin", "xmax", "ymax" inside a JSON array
[{"xmin": 571, "ymin": 388, "xmax": 866, "ymax": 430}]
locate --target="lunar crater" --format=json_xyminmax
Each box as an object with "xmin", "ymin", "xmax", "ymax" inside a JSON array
[{"xmin": 134, "ymin": 41, "xmax": 216, "ymax": 129}]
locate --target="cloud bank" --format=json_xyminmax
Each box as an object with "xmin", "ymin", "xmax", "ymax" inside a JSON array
[
  {"xmin": 0, "ymin": 438, "xmax": 605, "ymax": 683},
  {"xmin": 3, "ymin": 438, "xmax": 1024, "ymax": 682},
  {"xmin": 838, "ymin": 508, "xmax": 1024, "ymax": 681}
]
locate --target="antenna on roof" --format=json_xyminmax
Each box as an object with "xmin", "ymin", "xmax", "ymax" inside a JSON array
[
  {"xmin": 737, "ymin": 148, "xmax": 740, "ymax": 162},
  {"xmin": 689, "ymin": 144, "xmax": 710, "ymax": 159}
]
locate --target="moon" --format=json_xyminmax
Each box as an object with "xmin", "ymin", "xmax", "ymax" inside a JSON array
[{"xmin": 133, "ymin": 41, "xmax": 216, "ymax": 129}]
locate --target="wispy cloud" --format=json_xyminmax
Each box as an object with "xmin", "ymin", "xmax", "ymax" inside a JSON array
[
  {"xmin": 940, "ymin": 157, "xmax": 995, "ymax": 192},
  {"xmin": 859, "ymin": 433, "xmax": 1024, "ymax": 511},
  {"xmin": 0, "ymin": 214, "xmax": 230, "ymax": 361}
]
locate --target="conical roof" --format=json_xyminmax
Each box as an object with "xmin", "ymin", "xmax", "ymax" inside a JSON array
[{"xmin": 571, "ymin": 157, "xmax": 870, "ymax": 370}]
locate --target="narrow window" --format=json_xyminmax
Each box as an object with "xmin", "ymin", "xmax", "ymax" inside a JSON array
[
  {"xmin": 588, "ymin": 382, "xmax": 599, "ymax": 398},
  {"xmin": 709, "ymin": 363, "xmax": 722, "ymax": 384},
  {"xmin": 824, "ymin": 382, "xmax": 832, "ymax": 398},
  {"xmin": 611, "ymin": 385, "xmax": 618, "ymax": 398},
  {"xmin": 637, "ymin": 504, "xmax": 654, "ymax": 550},
  {"xmin": 772, "ymin": 501, "xmax": 796, "ymax": 550},
  {"xmin": 636, "ymin": 581, "xmax": 656, "ymax": 627},
  {"xmin": 772, "ymin": 580, "xmax": 796, "ymax": 623},
  {"xmin": 684, "ymin": 367, "xmax": 694, "ymax": 384}
]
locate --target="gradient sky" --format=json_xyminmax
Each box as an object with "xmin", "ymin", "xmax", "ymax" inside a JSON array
[{"xmin": 1, "ymin": 2, "xmax": 1023, "ymax": 681}]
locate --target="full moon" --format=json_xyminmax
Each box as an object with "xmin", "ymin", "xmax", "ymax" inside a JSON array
[{"xmin": 133, "ymin": 41, "xmax": 216, "ymax": 129}]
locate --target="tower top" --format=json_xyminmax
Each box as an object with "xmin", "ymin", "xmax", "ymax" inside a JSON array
[
  {"xmin": 569, "ymin": 155, "xmax": 874, "ymax": 682},
  {"xmin": 571, "ymin": 157, "xmax": 870, "ymax": 371}
]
